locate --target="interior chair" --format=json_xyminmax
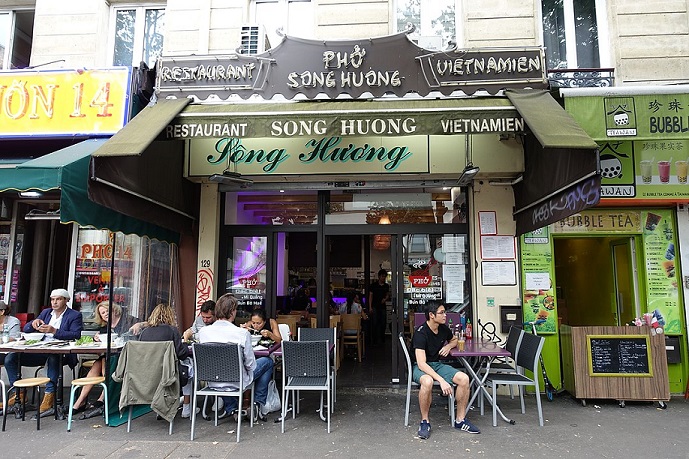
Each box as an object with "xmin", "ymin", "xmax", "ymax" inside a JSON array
[
  {"xmin": 329, "ymin": 315, "xmax": 342, "ymax": 369},
  {"xmin": 191, "ymin": 342, "xmax": 254, "ymax": 443},
  {"xmin": 340, "ymin": 313, "xmax": 364, "ymax": 361},
  {"xmin": 281, "ymin": 340, "xmax": 331, "ymax": 433},
  {"xmin": 112, "ymin": 341, "xmax": 178, "ymax": 435},
  {"xmin": 67, "ymin": 375, "xmax": 109, "ymax": 431},
  {"xmin": 2, "ymin": 376, "xmax": 51, "ymax": 431},
  {"xmin": 277, "ymin": 315, "xmax": 299, "ymax": 339},
  {"xmin": 486, "ymin": 331, "xmax": 545, "ymax": 427},
  {"xmin": 398, "ymin": 332, "xmax": 455, "ymax": 427},
  {"xmin": 299, "ymin": 327, "xmax": 337, "ymax": 411}
]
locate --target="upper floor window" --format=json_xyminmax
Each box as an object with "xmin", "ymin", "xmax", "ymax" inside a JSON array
[
  {"xmin": 542, "ymin": 0, "xmax": 604, "ymax": 69},
  {"xmin": 396, "ymin": 0, "xmax": 457, "ymax": 50},
  {"xmin": 110, "ymin": 6, "xmax": 164, "ymax": 68},
  {"xmin": 0, "ymin": 10, "xmax": 34, "ymax": 69},
  {"xmin": 251, "ymin": 0, "xmax": 313, "ymax": 51}
]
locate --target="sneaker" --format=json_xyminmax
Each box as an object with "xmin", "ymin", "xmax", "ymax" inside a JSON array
[
  {"xmin": 253, "ymin": 403, "xmax": 267, "ymax": 422},
  {"xmin": 417, "ymin": 420, "xmax": 431, "ymax": 439},
  {"xmin": 181, "ymin": 404, "xmax": 200, "ymax": 418},
  {"xmin": 455, "ymin": 418, "xmax": 480, "ymax": 434}
]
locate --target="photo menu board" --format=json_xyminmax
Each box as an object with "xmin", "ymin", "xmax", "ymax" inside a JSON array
[{"xmin": 640, "ymin": 210, "xmax": 681, "ymax": 334}]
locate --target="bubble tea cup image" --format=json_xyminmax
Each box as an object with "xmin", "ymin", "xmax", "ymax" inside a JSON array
[
  {"xmin": 676, "ymin": 161, "xmax": 688, "ymax": 184},
  {"xmin": 658, "ymin": 160, "xmax": 671, "ymax": 183},
  {"xmin": 640, "ymin": 160, "xmax": 653, "ymax": 184}
]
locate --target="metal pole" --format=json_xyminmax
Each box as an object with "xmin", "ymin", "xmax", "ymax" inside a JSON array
[{"xmin": 105, "ymin": 232, "xmax": 117, "ymax": 387}]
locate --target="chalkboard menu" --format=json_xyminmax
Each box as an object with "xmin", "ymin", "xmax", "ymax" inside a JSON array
[{"xmin": 587, "ymin": 335, "xmax": 653, "ymax": 377}]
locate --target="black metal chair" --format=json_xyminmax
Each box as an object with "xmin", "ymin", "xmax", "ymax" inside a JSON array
[
  {"xmin": 398, "ymin": 332, "xmax": 455, "ymax": 427},
  {"xmin": 298, "ymin": 327, "xmax": 337, "ymax": 411},
  {"xmin": 486, "ymin": 331, "xmax": 545, "ymax": 427},
  {"xmin": 479, "ymin": 326, "xmax": 524, "ymax": 403},
  {"xmin": 191, "ymin": 342, "xmax": 254, "ymax": 442},
  {"xmin": 281, "ymin": 340, "xmax": 331, "ymax": 433}
]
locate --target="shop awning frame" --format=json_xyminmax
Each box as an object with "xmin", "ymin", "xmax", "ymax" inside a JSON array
[
  {"xmin": 0, "ymin": 139, "xmax": 180, "ymax": 243},
  {"xmin": 505, "ymin": 89, "xmax": 601, "ymax": 235}
]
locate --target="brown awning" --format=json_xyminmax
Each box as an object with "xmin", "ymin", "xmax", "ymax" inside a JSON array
[
  {"xmin": 506, "ymin": 89, "xmax": 600, "ymax": 235},
  {"xmin": 88, "ymin": 98, "xmax": 198, "ymax": 236}
]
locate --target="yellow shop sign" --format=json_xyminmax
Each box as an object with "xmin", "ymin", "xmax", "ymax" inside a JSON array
[
  {"xmin": 551, "ymin": 210, "xmax": 642, "ymax": 233},
  {"xmin": 0, "ymin": 68, "xmax": 130, "ymax": 137}
]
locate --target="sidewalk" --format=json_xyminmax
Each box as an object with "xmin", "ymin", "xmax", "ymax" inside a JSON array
[{"xmin": 2, "ymin": 387, "xmax": 688, "ymax": 458}]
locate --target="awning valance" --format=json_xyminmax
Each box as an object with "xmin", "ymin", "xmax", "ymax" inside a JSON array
[
  {"xmin": 0, "ymin": 139, "xmax": 179, "ymax": 243},
  {"xmin": 89, "ymin": 98, "xmax": 198, "ymax": 236},
  {"xmin": 506, "ymin": 89, "xmax": 601, "ymax": 235}
]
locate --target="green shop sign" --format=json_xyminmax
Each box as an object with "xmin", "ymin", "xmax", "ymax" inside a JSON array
[{"xmin": 565, "ymin": 94, "xmax": 689, "ymax": 140}]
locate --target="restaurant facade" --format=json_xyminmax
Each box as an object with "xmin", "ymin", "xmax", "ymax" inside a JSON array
[{"xmin": 88, "ymin": 32, "xmax": 601, "ymax": 383}]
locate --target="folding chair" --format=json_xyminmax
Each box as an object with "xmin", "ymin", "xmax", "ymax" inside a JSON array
[
  {"xmin": 191, "ymin": 342, "xmax": 254, "ymax": 443},
  {"xmin": 281, "ymin": 340, "xmax": 331, "ymax": 433},
  {"xmin": 486, "ymin": 332, "xmax": 545, "ymax": 427},
  {"xmin": 398, "ymin": 332, "xmax": 455, "ymax": 427}
]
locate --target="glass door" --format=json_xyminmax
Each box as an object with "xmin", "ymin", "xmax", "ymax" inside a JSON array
[{"xmin": 610, "ymin": 237, "xmax": 639, "ymax": 326}]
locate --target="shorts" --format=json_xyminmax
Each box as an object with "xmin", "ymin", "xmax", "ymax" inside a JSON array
[{"xmin": 412, "ymin": 361, "xmax": 459, "ymax": 385}]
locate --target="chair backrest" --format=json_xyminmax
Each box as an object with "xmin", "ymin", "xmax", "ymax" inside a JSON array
[
  {"xmin": 505, "ymin": 326, "xmax": 524, "ymax": 356},
  {"xmin": 329, "ymin": 315, "xmax": 341, "ymax": 329},
  {"xmin": 515, "ymin": 332, "xmax": 544, "ymax": 373},
  {"xmin": 120, "ymin": 340, "xmax": 178, "ymax": 403},
  {"xmin": 192, "ymin": 342, "xmax": 243, "ymax": 385},
  {"xmin": 340, "ymin": 313, "xmax": 361, "ymax": 332},
  {"xmin": 299, "ymin": 327, "xmax": 335, "ymax": 345},
  {"xmin": 398, "ymin": 332, "xmax": 412, "ymax": 373},
  {"xmin": 414, "ymin": 312, "xmax": 460, "ymax": 328},
  {"xmin": 278, "ymin": 323, "xmax": 291, "ymax": 341},
  {"xmin": 282, "ymin": 340, "xmax": 330, "ymax": 378}
]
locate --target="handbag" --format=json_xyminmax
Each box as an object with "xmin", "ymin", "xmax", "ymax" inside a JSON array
[
  {"xmin": 178, "ymin": 361, "xmax": 190, "ymax": 388},
  {"xmin": 261, "ymin": 379, "xmax": 281, "ymax": 415}
]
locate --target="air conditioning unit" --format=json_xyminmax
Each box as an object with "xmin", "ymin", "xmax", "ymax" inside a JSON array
[{"xmin": 240, "ymin": 25, "xmax": 270, "ymax": 55}]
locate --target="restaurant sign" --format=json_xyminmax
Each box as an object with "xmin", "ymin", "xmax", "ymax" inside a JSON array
[
  {"xmin": 187, "ymin": 136, "xmax": 430, "ymax": 176},
  {"xmin": 0, "ymin": 68, "xmax": 131, "ymax": 137},
  {"xmin": 157, "ymin": 32, "xmax": 546, "ymax": 100}
]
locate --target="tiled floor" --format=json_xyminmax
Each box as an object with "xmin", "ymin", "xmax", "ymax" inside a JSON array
[{"xmin": 338, "ymin": 335, "xmax": 394, "ymax": 387}]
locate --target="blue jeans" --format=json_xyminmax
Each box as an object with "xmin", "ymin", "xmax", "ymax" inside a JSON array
[
  {"xmin": 223, "ymin": 357, "xmax": 274, "ymax": 413},
  {"xmin": 4, "ymin": 352, "xmax": 60, "ymax": 394}
]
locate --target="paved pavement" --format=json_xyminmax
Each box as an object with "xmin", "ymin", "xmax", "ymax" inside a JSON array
[{"xmin": 2, "ymin": 387, "xmax": 688, "ymax": 458}]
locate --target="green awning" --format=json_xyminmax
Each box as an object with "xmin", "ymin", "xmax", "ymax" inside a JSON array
[
  {"xmin": 505, "ymin": 89, "xmax": 600, "ymax": 235},
  {"xmin": 0, "ymin": 139, "xmax": 179, "ymax": 243},
  {"xmin": 505, "ymin": 89, "xmax": 599, "ymax": 150}
]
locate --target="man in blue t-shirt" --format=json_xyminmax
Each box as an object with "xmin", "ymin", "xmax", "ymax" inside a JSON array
[{"xmin": 411, "ymin": 300, "xmax": 480, "ymax": 439}]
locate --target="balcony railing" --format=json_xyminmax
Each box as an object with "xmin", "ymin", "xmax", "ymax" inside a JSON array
[{"xmin": 547, "ymin": 68, "xmax": 615, "ymax": 88}]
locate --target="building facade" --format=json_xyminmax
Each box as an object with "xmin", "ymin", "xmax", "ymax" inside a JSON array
[{"xmin": 1, "ymin": 0, "xmax": 688, "ymax": 391}]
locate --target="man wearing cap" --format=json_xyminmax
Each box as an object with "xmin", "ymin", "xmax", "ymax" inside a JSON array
[{"xmin": 4, "ymin": 288, "xmax": 83, "ymax": 418}]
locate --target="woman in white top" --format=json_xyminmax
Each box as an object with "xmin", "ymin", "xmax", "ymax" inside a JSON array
[{"xmin": 0, "ymin": 300, "xmax": 21, "ymax": 365}]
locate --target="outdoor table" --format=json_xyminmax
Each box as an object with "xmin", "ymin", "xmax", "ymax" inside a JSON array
[
  {"xmin": 0, "ymin": 340, "xmax": 123, "ymax": 420},
  {"xmin": 253, "ymin": 342, "xmax": 281, "ymax": 358},
  {"xmin": 448, "ymin": 339, "xmax": 514, "ymax": 425}
]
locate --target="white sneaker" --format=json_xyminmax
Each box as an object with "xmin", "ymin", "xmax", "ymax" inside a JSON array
[{"xmin": 181, "ymin": 404, "xmax": 200, "ymax": 418}]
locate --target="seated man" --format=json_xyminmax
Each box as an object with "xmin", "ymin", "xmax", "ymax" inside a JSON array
[
  {"xmin": 412, "ymin": 300, "xmax": 479, "ymax": 439},
  {"xmin": 5, "ymin": 288, "xmax": 83, "ymax": 418},
  {"xmin": 198, "ymin": 293, "xmax": 274, "ymax": 422},
  {"xmin": 182, "ymin": 300, "xmax": 216, "ymax": 342}
]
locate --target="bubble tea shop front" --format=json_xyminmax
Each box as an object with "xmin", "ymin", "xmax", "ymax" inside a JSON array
[{"xmin": 520, "ymin": 87, "xmax": 689, "ymax": 400}]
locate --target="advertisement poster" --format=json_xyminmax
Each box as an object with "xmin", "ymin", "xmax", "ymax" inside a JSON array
[
  {"xmin": 598, "ymin": 140, "xmax": 689, "ymax": 200},
  {"xmin": 520, "ymin": 228, "xmax": 557, "ymax": 334},
  {"xmin": 641, "ymin": 209, "xmax": 681, "ymax": 334}
]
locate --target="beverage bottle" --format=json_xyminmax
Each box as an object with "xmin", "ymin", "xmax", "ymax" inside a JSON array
[
  {"xmin": 465, "ymin": 320, "xmax": 473, "ymax": 340},
  {"xmin": 2, "ymin": 323, "xmax": 9, "ymax": 343}
]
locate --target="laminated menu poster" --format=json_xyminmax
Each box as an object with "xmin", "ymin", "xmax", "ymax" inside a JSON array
[
  {"xmin": 520, "ymin": 227, "xmax": 557, "ymax": 334},
  {"xmin": 641, "ymin": 210, "xmax": 681, "ymax": 334}
]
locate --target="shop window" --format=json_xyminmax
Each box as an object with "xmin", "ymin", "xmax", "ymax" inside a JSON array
[
  {"xmin": 226, "ymin": 191, "xmax": 319, "ymax": 225},
  {"xmin": 74, "ymin": 228, "xmax": 178, "ymax": 330},
  {"xmin": 326, "ymin": 189, "xmax": 467, "ymax": 225},
  {"xmin": 395, "ymin": 0, "xmax": 457, "ymax": 50},
  {"xmin": 224, "ymin": 236, "xmax": 268, "ymax": 319},
  {"xmin": 110, "ymin": 5, "xmax": 164, "ymax": 68},
  {"xmin": 251, "ymin": 0, "xmax": 313, "ymax": 49},
  {"xmin": 0, "ymin": 10, "xmax": 34, "ymax": 69},
  {"xmin": 541, "ymin": 0, "xmax": 606, "ymax": 69}
]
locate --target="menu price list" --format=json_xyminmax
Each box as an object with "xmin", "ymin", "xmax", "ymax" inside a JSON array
[{"xmin": 589, "ymin": 337, "xmax": 650, "ymax": 375}]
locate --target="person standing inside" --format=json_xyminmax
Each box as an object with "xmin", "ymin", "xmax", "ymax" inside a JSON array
[
  {"xmin": 4, "ymin": 288, "xmax": 83, "ymax": 417},
  {"xmin": 368, "ymin": 269, "xmax": 390, "ymax": 345},
  {"xmin": 182, "ymin": 300, "xmax": 216, "ymax": 342},
  {"xmin": 412, "ymin": 300, "xmax": 479, "ymax": 439},
  {"xmin": 199, "ymin": 293, "xmax": 274, "ymax": 422}
]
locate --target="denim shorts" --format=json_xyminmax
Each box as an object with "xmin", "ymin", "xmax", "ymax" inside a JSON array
[{"xmin": 412, "ymin": 361, "xmax": 459, "ymax": 385}]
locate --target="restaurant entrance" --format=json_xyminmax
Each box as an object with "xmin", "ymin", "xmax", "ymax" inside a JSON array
[{"xmin": 221, "ymin": 189, "xmax": 470, "ymax": 386}]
